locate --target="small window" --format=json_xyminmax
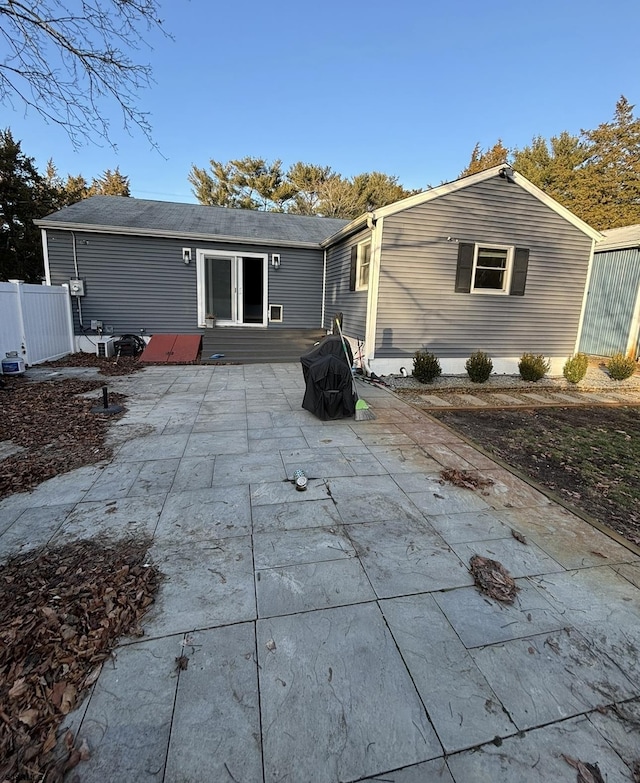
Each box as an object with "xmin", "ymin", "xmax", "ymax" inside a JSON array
[
  {"xmin": 269, "ymin": 304, "xmax": 283, "ymax": 322},
  {"xmin": 356, "ymin": 241, "xmax": 371, "ymax": 290},
  {"xmin": 455, "ymin": 243, "xmax": 529, "ymax": 296},
  {"xmin": 472, "ymin": 246, "xmax": 512, "ymax": 293}
]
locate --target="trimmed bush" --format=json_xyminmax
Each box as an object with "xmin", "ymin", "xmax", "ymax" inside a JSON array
[
  {"xmin": 563, "ymin": 353, "xmax": 589, "ymax": 384},
  {"xmin": 518, "ymin": 353, "xmax": 550, "ymax": 382},
  {"xmin": 607, "ymin": 352, "xmax": 636, "ymax": 381},
  {"xmin": 413, "ymin": 351, "xmax": 442, "ymax": 383},
  {"xmin": 465, "ymin": 351, "xmax": 493, "ymax": 383}
]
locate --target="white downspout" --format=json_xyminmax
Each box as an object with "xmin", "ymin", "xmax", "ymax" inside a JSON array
[
  {"xmin": 364, "ymin": 215, "xmax": 383, "ymax": 371},
  {"xmin": 41, "ymin": 229, "xmax": 51, "ymax": 285},
  {"xmin": 574, "ymin": 238, "xmax": 597, "ymax": 354}
]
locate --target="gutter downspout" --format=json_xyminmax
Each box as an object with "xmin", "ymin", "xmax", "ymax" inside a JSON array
[
  {"xmin": 364, "ymin": 214, "xmax": 383, "ymax": 371},
  {"xmin": 574, "ymin": 238, "xmax": 597, "ymax": 354},
  {"xmin": 41, "ymin": 229, "xmax": 51, "ymax": 285},
  {"xmin": 625, "ymin": 250, "xmax": 640, "ymax": 357},
  {"xmin": 321, "ymin": 248, "xmax": 327, "ymax": 330}
]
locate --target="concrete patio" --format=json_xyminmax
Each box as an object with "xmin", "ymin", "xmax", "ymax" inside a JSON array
[{"xmin": 1, "ymin": 363, "xmax": 639, "ymax": 782}]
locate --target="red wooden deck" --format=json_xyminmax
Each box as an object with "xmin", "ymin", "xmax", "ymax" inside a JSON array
[{"xmin": 139, "ymin": 334, "xmax": 202, "ymax": 364}]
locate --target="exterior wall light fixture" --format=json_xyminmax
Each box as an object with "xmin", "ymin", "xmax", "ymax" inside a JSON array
[
  {"xmin": 183, "ymin": 248, "xmax": 192, "ymax": 264},
  {"xmin": 271, "ymin": 254, "xmax": 281, "ymax": 269}
]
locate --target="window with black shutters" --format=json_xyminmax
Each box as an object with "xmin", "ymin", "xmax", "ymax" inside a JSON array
[{"xmin": 455, "ymin": 242, "xmax": 529, "ymax": 296}]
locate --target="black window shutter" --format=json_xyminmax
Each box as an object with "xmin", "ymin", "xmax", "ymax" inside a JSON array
[
  {"xmin": 510, "ymin": 248, "xmax": 529, "ymax": 296},
  {"xmin": 454, "ymin": 243, "xmax": 474, "ymax": 293},
  {"xmin": 349, "ymin": 245, "xmax": 358, "ymax": 291}
]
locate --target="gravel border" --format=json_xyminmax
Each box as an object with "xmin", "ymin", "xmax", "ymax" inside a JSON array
[{"xmin": 384, "ymin": 365, "xmax": 640, "ymax": 394}]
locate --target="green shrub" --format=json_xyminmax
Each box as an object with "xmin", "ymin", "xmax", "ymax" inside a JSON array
[
  {"xmin": 413, "ymin": 350, "xmax": 442, "ymax": 383},
  {"xmin": 465, "ymin": 351, "xmax": 493, "ymax": 383},
  {"xmin": 607, "ymin": 352, "xmax": 636, "ymax": 381},
  {"xmin": 518, "ymin": 353, "xmax": 550, "ymax": 382},
  {"xmin": 563, "ymin": 353, "xmax": 589, "ymax": 384}
]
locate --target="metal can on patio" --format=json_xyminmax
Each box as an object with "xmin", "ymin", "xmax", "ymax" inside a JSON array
[{"xmin": 293, "ymin": 469, "xmax": 308, "ymax": 491}]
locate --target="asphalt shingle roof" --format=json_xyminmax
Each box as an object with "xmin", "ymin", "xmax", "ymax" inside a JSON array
[{"xmin": 38, "ymin": 196, "xmax": 350, "ymax": 246}]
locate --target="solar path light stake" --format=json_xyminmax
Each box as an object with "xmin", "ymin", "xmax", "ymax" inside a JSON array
[{"xmin": 91, "ymin": 386, "xmax": 124, "ymax": 415}]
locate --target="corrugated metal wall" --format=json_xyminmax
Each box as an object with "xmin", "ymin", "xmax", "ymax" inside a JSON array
[
  {"xmin": 375, "ymin": 177, "xmax": 593, "ymax": 359},
  {"xmin": 0, "ymin": 281, "xmax": 73, "ymax": 364},
  {"xmin": 324, "ymin": 229, "xmax": 370, "ymax": 339},
  {"xmin": 578, "ymin": 248, "xmax": 640, "ymax": 357},
  {"xmin": 45, "ymin": 231, "xmax": 324, "ymax": 333}
]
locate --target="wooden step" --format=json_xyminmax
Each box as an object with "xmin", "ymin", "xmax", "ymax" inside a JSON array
[{"xmin": 201, "ymin": 328, "xmax": 327, "ymax": 364}]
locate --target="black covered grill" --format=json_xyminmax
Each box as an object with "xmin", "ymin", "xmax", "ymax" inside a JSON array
[{"xmin": 300, "ymin": 335, "xmax": 355, "ymax": 420}]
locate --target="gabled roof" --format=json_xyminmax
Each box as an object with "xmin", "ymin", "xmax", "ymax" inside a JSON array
[
  {"xmin": 597, "ymin": 224, "xmax": 640, "ymax": 252},
  {"xmin": 321, "ymin": 165, "xmax": 603, "ymax": 246},
  {"xmin": 36, "ymin": 196, "xmax": 349, "ymax": 248}
]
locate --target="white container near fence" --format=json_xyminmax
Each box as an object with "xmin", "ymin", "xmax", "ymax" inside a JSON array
[{"xmin": 1, "ymin": 351, "xmax": 26, "ymax": 375}]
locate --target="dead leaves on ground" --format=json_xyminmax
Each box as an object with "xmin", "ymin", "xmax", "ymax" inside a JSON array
[
  {"xmin": 41, "ymin": 353, "xmax": 143, "ymax": 377},
  {"xmin": 469, "ymin": 555, "xmax": 519, "ymax": 603},
  {"xmin": 440, "ymin": 468, "xmax": 494, "ymax": 493},
  {"xmin": 562, "ymin": 754, "xmax": 606, "ymax": 783},
  {"xmin": 0, "ymin": 537, "xmax": 161, "ymax": 782},
  {"xmin": 0, "ymin": 377, "xmax": 126, "ymax": 499}
]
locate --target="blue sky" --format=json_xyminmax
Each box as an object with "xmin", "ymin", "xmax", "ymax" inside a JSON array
[{"xmin": 5, "ymin": 0, "xmax": 640, "ymax": 203}]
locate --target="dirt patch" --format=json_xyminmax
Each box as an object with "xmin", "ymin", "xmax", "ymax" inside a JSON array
[
  {"xmin": 0, "ymin": 376, "xmax": 126, "ymax": 500},
  {"xmin": 0, "ymin": 536, "xmax": 160, "ymax": 782},
  {"xmin": 432, "ymin": 406, "xmax": 640, "ymax": 547}
]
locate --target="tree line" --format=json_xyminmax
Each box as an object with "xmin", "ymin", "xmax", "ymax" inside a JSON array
[
  {"xmin": 460, "ymin": 96, "xmax": 640, "ymax": 231},
  {"xmin": 2, "ymin": 96, "xmax": 640, "ymax": 283},
  {"xmin": 0, "ymin": 129, "xmax": 130, "ymax": 282}
]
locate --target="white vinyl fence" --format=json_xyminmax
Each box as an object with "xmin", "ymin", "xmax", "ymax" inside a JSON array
[{"xmin": 0, "ymin": 281, "xmax": 74, "ymax": 367}]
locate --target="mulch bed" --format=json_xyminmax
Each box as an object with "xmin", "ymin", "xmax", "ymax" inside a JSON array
[
  {"xmin": 0, "ymin": 376, "xmax": 126, "ymax": 500},
  {"xmin": 0, "ymin": 537, "xmax": 161, "ymax": 782},
  {"xmin": 40, "ymin": 354, "xmax": 143, "ymax": 377}
]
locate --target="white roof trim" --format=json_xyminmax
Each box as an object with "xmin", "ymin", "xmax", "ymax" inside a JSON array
[
  {"xmin": 322, "ymin": 165, "xmax": 604, "ymax": 246},
  {"xmin": 510, "ymin": 172, "xmax": 603, "ymax": 242},
  {"xmin": 33, "ymin": 220, "xmax": 324, "ymax": 249}
]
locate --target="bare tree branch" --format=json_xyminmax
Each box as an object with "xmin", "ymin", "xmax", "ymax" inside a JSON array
[{"xmin": 0, "ymin": 0, "xmax": 169, "ymax": 149}]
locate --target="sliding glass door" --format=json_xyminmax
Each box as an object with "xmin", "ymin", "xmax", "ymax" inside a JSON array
[{"xmin": 199, "ymin": 252, "xmax": 267, "ymax": 326}]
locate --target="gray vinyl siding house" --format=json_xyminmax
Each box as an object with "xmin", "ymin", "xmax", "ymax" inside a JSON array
[
  {"xmin": 39, "ymin": 197, "xmax": 347, "ymax": 337},
  {"xmin": 578, "ymin": 224, "xmax": 640, "ymax": 359},
  {"xmin": 323, "ymin": 166, "xmax": 602, "ymax": 375},
  {"xmin": 37, "ymin": 166, "xmax": 601, "ymax": 372}
]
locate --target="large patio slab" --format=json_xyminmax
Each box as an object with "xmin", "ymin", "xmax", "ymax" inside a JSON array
[
  {"xmin": 345, "ymin": 519, "xmax": 474, "ymax": 597},
  {"xmin": 142, "ymin": 536, "xmax": 256, "ymax": 637},
  {"xmin": 380, "ymin": 593, "xmax": 516, "ymax": 751},
  {"xmin": 164, "ymin": 624, "xmax": 263, "ymax": 782},
  {"xmin": 447, "ymin": 715, "xmax": 633, "ymax": 782},
  {"xmin": 257, "ymin": 603, "xmax": 442, "ymax": 782},
  {"xmin": 74, "ymin": 635, "xmax": 179, "ymax": 783},
  {"xmin": 471, "ymin": 628, "xmax": 638, "ymax": 730}
]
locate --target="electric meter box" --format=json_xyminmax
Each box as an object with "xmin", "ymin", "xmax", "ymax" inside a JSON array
[{"xmin": 69, "ymin": 279, "xmax": 85, "ymax": 296}]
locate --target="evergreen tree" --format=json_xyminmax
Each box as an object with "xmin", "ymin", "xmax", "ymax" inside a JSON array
[
  {"xmin": 188, "ymin": 160, "xmax": 237, "ymax": 207},
  {"xmin": 89, "ymin": 167, "xmax": 131, "ymax": 196},
  {"xmin": 460, "ymin": 97, "xmax": 640, "ymax": 230},
  {"xmin": 189, "ymin": 157, "xmax": 417, "ymax": 218},
  {"xmin": 44, "ymin": 161, "xmax": 90, "ymax": 208},
  {"xmin": 513, "ymin": 132, "xmax": 587, "ymax": 213},
  {"xmin": 286, "ymin": 163, "xmax": 334, "ymax": 215},
  {"xmin": 460, "ymin": 140, "xmax": 510, "ymax": 176},
  {"xmin": 576, "ymin": 96, "xmax": 640, "ymax": 229},
  {"xmin": 0, "ymin": 129, "xmax": 55, "ymax": 281}
]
